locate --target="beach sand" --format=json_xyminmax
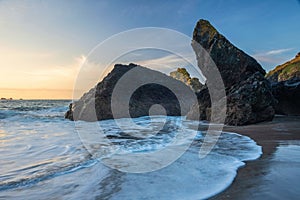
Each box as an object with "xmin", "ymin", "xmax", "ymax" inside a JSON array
[{"xmin": 212, "ymin": 115, "xmax": 300, "ymax": 199}]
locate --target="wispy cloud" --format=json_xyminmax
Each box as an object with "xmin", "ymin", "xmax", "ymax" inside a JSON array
[
  {"xmin": 139, "ymin": 54, "xmax": 192, "ymax": 70},
  {"xmin": 138, "ymin": 53, "xmax": 205, "ymax": 83},
  {"xmin": 72, "ymin": 52, "xmax": 206, "ymax": 99},
  {"xmin": 263, "ymin": 48, "xmax": 294, "ymax": 56},
  {"xmin": 252, "ymin": 48, "xmax": 295, "ymax": 65}
]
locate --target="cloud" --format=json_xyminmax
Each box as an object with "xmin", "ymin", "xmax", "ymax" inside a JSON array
[
  {"xmin": 76, "ymin": 55, "xmax": 87, "ymax": 65},
  {"xmin": 71, "ymin": 52, "xmax": 206, "ymax": 99},
  {"xmin": 139, "ymin": 54, "xmax": 191, "ymax": 70},
  {"xmin": 134, "ymin": 53, "xmax": 206, "ymax": 83},
  {"xmin": 263, "ymin": 48, "xmax": 294, "ymax": 56},
  {"xmin": 252, "ymin": 48, "xmax": 294, "ymax": 65}
]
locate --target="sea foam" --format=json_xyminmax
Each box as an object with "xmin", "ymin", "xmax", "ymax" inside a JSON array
[{"xmin": 0, "ymin": 100, "xmax": 262, "ymax": 200}]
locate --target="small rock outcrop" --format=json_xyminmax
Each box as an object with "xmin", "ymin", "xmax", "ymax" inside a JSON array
[
  {"xmin": 169, "ymin": 68, "xmax": 204, "ymax": 92},
  {"xmin": 266, "ymin": 52, "xmax": 300, "ymax": 115},
  {"xmin": 65, "ymin": 63, "xmax": 197, "ymax": 121},
  {"xmin": 187, "ymin": 19, "xmax": 276, "ymax": 125},
  {"xmin": 266, "ymin": 52, "xmax": 300, "ymax": 82}
]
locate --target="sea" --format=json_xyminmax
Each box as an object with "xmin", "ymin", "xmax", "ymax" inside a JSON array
[{"xmin": 0, "ymin": 100, "xmax": 262, "ymax": 200}]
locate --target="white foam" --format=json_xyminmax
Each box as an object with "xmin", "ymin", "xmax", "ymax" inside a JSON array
[
  {"xmin": 0, "ymin": 102, "xmax": 262, "ymax": 199},
  {"xmin": 72, "ymin": 116, "xmax": 262, "ymax": 199},
  {"xmin": 107, "ymin": 130, "xmax": 262, "ymax": 200}
]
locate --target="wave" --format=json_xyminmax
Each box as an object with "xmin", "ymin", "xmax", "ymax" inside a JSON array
[
  {"xmin": 0, "ymin": 110, "xmax": 19, "ymax": 119},
  {"xmin": 0, "ymin": 159, "xmax": 97, "ymax": 191},
  {"xmin": 0, "ymin": 109, "xmax": 262, "ymax": 199},
  {"xmin": 107, "ymin": 131, "xmax": 262, "ymax": 200},
  {"xmin": 0, "ymin": 106, "xmax": 68, "ymax": 121}
]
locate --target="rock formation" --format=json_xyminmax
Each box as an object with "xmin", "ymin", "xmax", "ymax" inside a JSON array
[
  {"xmin": 271, "ymin": 79, "xmax": 300, "ymax": 115},
  {"xmin": 266, "ymin": 52, "xmax": 300, "ymax": 82},
  {"xmin": 266, "ymin": 52, "xmax": 300, "ymax": 115},
  {"xmin": 192, "ymin": 20, "xmax": 266, "ymax": 89},
  {"xmin": 187, "ymin": 19, "xmax": 276, "ymax": 125},
  {"xmin": 169, "ymin": 68, "xmax": 204, "ymax": 92},
  {"xmin": 65, "ymin": 20, "xmax": 282, "ymax": 125},
  {"xmin": 65, "ymin": 63, "xmax": 197, "ymax": 121}
]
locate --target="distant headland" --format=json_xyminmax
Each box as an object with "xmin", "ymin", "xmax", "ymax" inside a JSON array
[{"xmin": 0, "ymin": 98, "xmax": 23, "ymax": 100}]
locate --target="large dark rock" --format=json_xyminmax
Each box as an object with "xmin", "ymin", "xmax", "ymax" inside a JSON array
[
  {"xmin": 225, "ymin": 72, "xmax": 275, "ymax": 125},
  {"xmin": 271, "ymin": 78, "xmax": 300, "ymax": 116},
  {"xmin": 187, "ymin": 19, "xmax": 276, "ymax": 125},
  {"xmin": 65, "ymin": 63, "xmax": 197, "ymax": 121},
  {"xmin": 192, "ymin": 19, "xmax": 266, "ymax": 89}
]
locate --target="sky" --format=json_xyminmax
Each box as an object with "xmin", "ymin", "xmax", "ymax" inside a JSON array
[{"xmin": 0, "ymin": 0, "xmax": 299, "ymax": 99}]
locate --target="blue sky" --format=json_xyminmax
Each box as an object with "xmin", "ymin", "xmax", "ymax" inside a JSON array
[{"xmin": 0, "ymin": 0, "xmax": 299, "ymax": 98}]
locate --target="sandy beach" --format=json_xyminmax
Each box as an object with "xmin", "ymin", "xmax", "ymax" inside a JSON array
[{"xmin": 212, "ymin": 115, "xmax": 300, "ymax": 199}]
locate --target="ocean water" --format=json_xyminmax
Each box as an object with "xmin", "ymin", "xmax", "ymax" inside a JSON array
[{"xmin": 0, "ymin": 100, "xmax": 262, "ymax": 199}]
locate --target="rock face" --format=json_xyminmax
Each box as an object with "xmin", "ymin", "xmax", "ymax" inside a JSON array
[
  {"xmin": 271, "ymin": 79, "xmax": 300, "ymax": 115},
  {"xmin": 266, "ymin": 52, "xmax": 300, "ymax": 82},
  {"xmin": 225, "ymin": 72, "xmax": 275, "ymax": 125},
  {"xmin": 169, "ymin": 68, "xmax": 204, "ymax": 92},
  {"xmin": 65, "ymin": 63, "xmax": 197, "ymax": 121},
  {"xmin": 187, "ymin": 19, "xmax": 276, "ymax": 125},
  {"xmin": 266, "ymin": 53, "xmax": 300, "ymax": 115},
  {"xmin": 192, "ymin": 19, "xmax": 266, "ymax": 89}
]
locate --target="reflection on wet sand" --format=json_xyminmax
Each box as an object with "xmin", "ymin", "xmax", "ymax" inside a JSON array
[{"xmin": 213, "ymin": 115, "xmax": 300, "ymax": 199}]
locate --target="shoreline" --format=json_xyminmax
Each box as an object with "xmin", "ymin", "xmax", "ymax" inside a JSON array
[{"xmin": 211, "ymin": 115, "xmax": 300, "ymax": 199}]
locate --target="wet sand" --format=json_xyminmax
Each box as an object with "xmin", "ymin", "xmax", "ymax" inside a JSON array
[{"xmin": 212, "ymin": 115, "xmax": 300, "ymax": 199}]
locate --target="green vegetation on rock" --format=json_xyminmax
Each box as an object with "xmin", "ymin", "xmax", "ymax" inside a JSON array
[
  {"xmin": 170, "ymin": 68, "xmax": 203, "ymax": 92},
  {"xmin": 266, "ymin": 52, "xmax": 300, "ymax": 82}
]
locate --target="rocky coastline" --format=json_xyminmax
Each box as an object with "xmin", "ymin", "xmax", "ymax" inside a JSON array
[{"xmin": 65, "ymin": 19, "xmax": 299, "ymax": 125}]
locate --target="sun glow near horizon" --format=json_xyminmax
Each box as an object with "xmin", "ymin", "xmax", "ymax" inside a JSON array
[
  {"xmin": 0, "ymin": 53, "xmax": 87, "ymax": 99},
  {"xmin": 0, "ymin": 51, "xmax": 197, "ymax": 100},
  {"xmin": 1, "ymin": 0, "xmax": 299, "ymax": 99},
  {"xmin": 0, "ymin": 88, "xmax": 73, "ymax": 100}
]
